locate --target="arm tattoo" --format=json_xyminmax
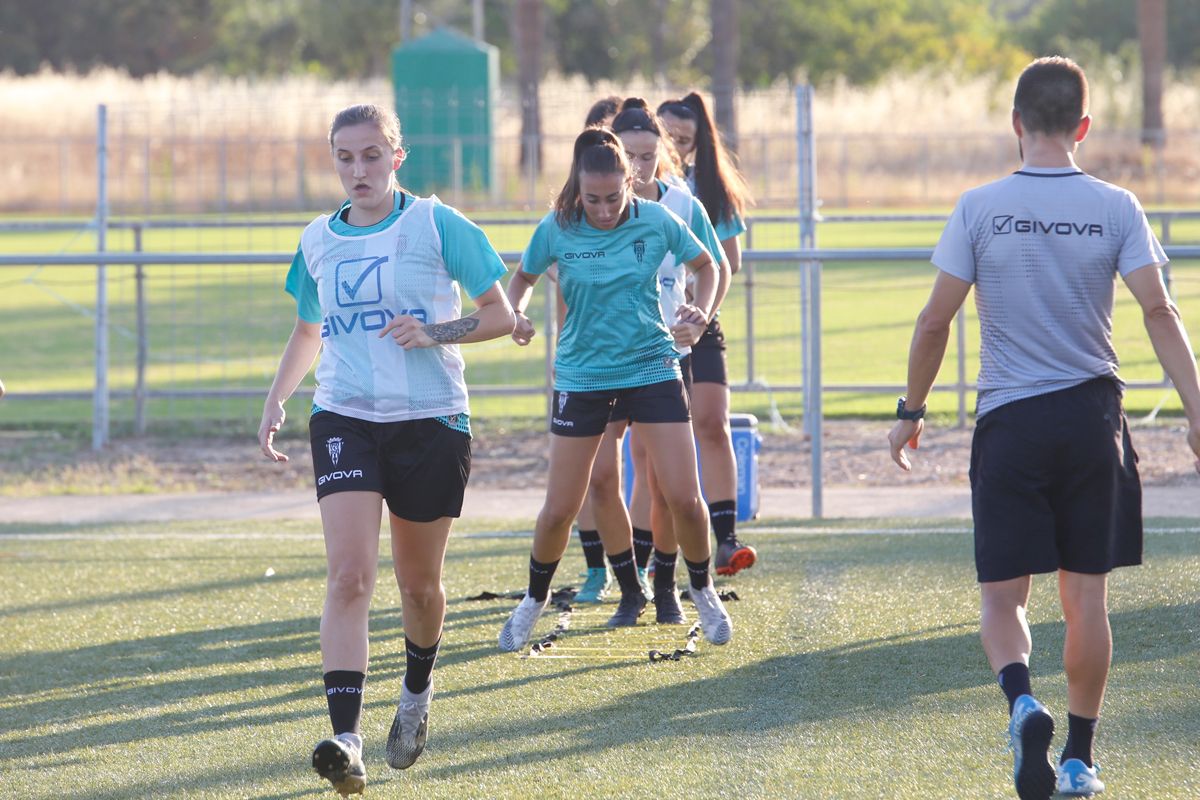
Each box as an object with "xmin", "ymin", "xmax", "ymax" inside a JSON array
[{"xmin": 422, "ymin": 317, "xmax": 480, "ymax": 343}]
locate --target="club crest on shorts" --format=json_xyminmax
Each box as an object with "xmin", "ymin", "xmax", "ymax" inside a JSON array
[
  {"xmin": 557, "ymin": 392, "xmax": 569, "ymax": 415},
  {"xmin": 633, "ymin": 240, "xmax": 646, "ymax": 264},
  {"xmin": 326, "ymin": 437, "xmax": 344, "ymax": 466}
]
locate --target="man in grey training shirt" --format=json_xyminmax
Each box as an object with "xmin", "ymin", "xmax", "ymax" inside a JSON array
[{"xmin": 887, "ymin": 56, "xmax": 1200, "ymax": 800}]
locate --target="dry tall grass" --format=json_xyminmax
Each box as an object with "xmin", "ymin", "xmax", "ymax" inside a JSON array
[{"xmin": 2, "ymin": 67, "xmax": 1198, "ymax": 213}]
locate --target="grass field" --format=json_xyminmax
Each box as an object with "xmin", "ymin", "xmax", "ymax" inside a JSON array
[
  {"xmin": 1, "ymin": 213, "xmax": 1198, "ymax": 437},
  {"xmin": 1, "ymin": 516, "xmax": 1197, "ymax": 799}
]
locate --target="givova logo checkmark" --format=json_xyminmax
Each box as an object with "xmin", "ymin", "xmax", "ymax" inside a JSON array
[
  {"xmin": 335, "ymin": 256, "xmax": 388, "ymax": 307},
  {"xmin": 992, "ymin": 215, "xmax": 1014, "ymax": 234}
]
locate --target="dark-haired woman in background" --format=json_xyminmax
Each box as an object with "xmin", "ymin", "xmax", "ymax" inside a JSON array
[
  {"xmin": 658, "ymin": 92, "xmax": 757, "ymax": 577},
  {"xmin": 584, "ymin": 95, "xmax": 622, "ymax": 128}
]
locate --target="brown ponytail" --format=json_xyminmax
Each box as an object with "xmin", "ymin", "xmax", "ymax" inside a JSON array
[
  {"xmin": 661, "ymin": 92, "xmax": 751, "ymax": 227},
  {"xmin": 553, "ymin": 127, "xmax": 631, "ymax": 228}
]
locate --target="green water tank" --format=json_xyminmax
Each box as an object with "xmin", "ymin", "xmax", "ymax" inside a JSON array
[{"xmin": 392, "ymin": 27, "xmax": 497, "ymax": 197}]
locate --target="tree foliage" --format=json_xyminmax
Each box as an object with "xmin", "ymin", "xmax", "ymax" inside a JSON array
[
  {"xmin": 0, "ymin": 0, "xmax": 1195, "ymax": 86},
  {"xmin": 0, "ymin": 0, "xmax": 214, "ymax": 76},
  {"xmin": 1017, "ymin": 0, "xmax": 1200, "ymax": 69},
  {"xmin": 737, "ymin": 0, "xmax": 1027, "ymax": 86}
]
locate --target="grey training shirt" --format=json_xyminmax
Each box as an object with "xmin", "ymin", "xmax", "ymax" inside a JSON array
[{"xmin": 932, "ymin": 166, "xmax": 1167, "ymax": 417}]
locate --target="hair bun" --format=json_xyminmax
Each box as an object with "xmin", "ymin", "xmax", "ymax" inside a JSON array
[
  {"xmin": 621, "ymin": 97, "xmax": 649, "ymax": 111},
  {"xmin": 574, "ymin": 126, "xmax": 619, "ymax": 158}
]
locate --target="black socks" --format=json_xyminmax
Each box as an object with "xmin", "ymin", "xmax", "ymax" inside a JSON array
[
  {"xmin": 578, "ymin": 529, "xmax": 606, "ymax": 569},
  {"xmin": 323, "ymin": 670, "xmax": 365, "ymax": 736},
  {"xmin": 607, "ymin": 548, "xmax": 642, "ymax": 596},
  {"xmin": 998, "ymin": 662, "xmax": 1032, "ymax": 714},
  {"xmin": 1061, "ymin": 713, "xmax": 1098, "ymax": 767},
  {"xmin": 683, "ymin": 556, "xmax": 711, "ymax": 591},
  {"xmin": 528, "ymin": 555, "xmax": 560, "ymax": 602},
  {"xmin": 403, "ymin": 636, "xmax": 440, "ymax": 695},
  {"xmin": 998, "ymin": 662, "xmax": 1098, "ymax": 767},
  {"xmin": 632, "ymin": 527, "xmax": 655, "ymax": 569},
  {"xmin": 709, "ymin": 500, "xmax": 737, "ymax": 546},
  {"xmin": 652, "ymin": 548, "xmax": 678, "ymax": 595}
]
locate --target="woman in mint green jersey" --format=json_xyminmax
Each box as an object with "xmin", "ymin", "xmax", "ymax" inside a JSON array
[
  {"xmin": 658, "ymin": 91, "xmax": 757, "ymax": 577},
  {"xmin": 497, "ymin": 127, "xmax": 734, "ymax": 653}
]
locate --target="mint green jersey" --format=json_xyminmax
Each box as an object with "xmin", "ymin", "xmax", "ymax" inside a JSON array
[{"xmin": 521, "ymin": 198, "xmax": 706, "ymax": 391}]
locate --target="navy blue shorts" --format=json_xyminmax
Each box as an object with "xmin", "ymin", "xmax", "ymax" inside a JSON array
[
  {"xmin": 970, "ymin": 378, "xmax": 1142, "ymax": 583},
  {"xmin": 689, "ymin": 319, "xmax": 727, "ymax": 385},
  {"xmin": 551, "ymin": 379, "xmax": 690, "ymax": 438},
  {"xmin": 610, "ymin": 357, "xmax": 692, "ymax": 423},
  {"xmin": 309, "ymin": 411, "xmax": 471, "ymax": 522}
]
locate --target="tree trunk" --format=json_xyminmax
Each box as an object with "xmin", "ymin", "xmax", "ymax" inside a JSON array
[
  {"xmin": 710, "ymin": 0, "xmax": 739, "ymax": 152},
  {"xmin": 512, "ymin": 0, "xmax": 543, "ymax": 173},
  {"xmin": 1137, "ymin": 0, "xmax": 1166, "ymax": 148},
  {"xmin": 652, "ymin": 0, "xmax": 669, "ymax": 85}
]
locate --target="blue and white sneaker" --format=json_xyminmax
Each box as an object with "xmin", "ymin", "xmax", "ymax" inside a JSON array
[
  {"xmin": 574, "ymin": 567, "xmax": 611, "ymax": 603},
  {"xmin": 1057, "ymin": 758, "xmax": 1104, "ymax": 796},
  {"xmin": 1009, "ymin": 694, "xmax": 1056, "ymax": 800}
]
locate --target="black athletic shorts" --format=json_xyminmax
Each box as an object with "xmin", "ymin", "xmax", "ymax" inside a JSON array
[
  {"xmin": 610, "ymin": 357, "xmax": 692, "ymax": 422},
  {"xmin": 970, "ymin": 378, "xmax": 1142, "ymax": 583},
  {"xmin": 689, "ymin": 318, "xmax": 727, "ymax": 385},
  {"xmin": 551, "ymin": 378, "xmax": 690, "ymax": 437},
  {"xmin": 309, "ymin": 410, "xmax": 472, "ymax": 522}
]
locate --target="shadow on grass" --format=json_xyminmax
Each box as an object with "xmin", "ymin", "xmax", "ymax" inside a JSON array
[
  {"xmin": 0, "ymin": 566, "xmax": 325, "ymax": 617},
  {"xmin": 0, "ymin": 595, "xmax": 622, "ymax": 766},
  {"xmin": 2, "ymin": 529, "xmax": 1193, "ymax": 795},
  {"xmin": 14, "ymin": 751, "xmax": 332, "ymax": 800},
  {"xmin": 420, "ymin": 600, "xmax": 1200, "ymax": 779}
]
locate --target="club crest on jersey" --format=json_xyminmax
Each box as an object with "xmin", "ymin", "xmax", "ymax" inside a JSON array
[
  {"xmin": 335, "ymin": 255, "xmax": 388, "ymax": 307},
  {"xmin": 326, "ymin": 437, "xmax": 344, "ymax": 466},
  {"xmin": 633, "ymin": 240, "xmax": 646, "ymax": 264},
  {"xmin": 558, "ymin": 392, "xmax": 569, "ymax": 415}
]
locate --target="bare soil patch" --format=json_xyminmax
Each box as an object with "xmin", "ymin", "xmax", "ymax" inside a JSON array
[{"xmin": 1, "ymin": 420, "xmax": 1196, "ymax": 497}]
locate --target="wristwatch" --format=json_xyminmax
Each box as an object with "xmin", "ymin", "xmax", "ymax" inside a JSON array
[{"xmin": 896, "ymin": 396, "xmax": 926, "ymax": 421}]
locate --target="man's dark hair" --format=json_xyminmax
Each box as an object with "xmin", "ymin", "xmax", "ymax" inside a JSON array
[{"xmin": 1014, "ymin": 56, "xmax": 1089, "ymax": 135}]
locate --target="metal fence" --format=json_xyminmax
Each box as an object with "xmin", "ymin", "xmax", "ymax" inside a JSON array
[
  {"xmin": 4, "ymin": 93, "xmax": 1200, "ymax": 516},
  {"xmin": 3, "ymin": 218, "xmax": 1198, "ymax": 430},
  {"xmin": 12, "ymin": 130, "xmax": 1200, "ymax": 215},
  {"xmin": 3, "ymin": 245, "xmax": 1198, "ymax": 518}
]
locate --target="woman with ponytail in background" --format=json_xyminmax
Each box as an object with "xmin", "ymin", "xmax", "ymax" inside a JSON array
[{"xmin": 657, "ymin": 91, "xmax": 757, "ymax": 577}]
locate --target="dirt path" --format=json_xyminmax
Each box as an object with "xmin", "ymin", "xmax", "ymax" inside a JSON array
[
  {"xmin": 2, "ymin": 420, "xmax": 1197, "ymax": 496},
  {"xmin": 2, "ymin": 420, "xmax": 1195, "ymax": 522}
]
